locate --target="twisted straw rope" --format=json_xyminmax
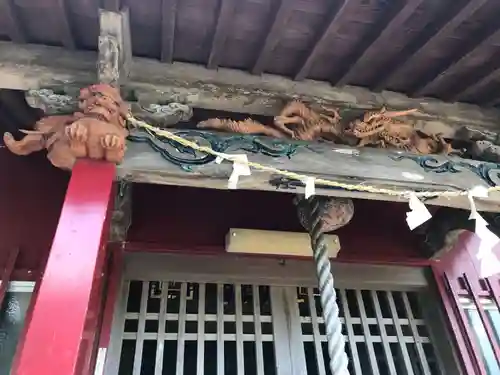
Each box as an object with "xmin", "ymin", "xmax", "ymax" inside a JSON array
[{"xmin": 127, "ymin": 115, "xmax": 500, "ymax": 199}]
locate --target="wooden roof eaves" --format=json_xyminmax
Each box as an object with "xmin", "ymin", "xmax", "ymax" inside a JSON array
[{"xmin": 0, "ymin": 41, "xmax": 499, "ymax": 140}]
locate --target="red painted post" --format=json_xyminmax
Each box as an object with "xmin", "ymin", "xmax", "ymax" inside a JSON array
[{"xmin": 12, "ymin": 160, "xmax": 116, "ymax": 375}]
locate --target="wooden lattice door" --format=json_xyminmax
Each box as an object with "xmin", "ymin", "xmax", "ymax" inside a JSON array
[{"xmin": 432, "ymin": 232, "xmax": 500, "ymax": 375}]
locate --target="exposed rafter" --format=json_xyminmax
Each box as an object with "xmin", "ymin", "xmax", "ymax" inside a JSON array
[
  {"xmin": 294, "ymin": 0, "xmax": 350, "ymax": 81},
  {"xmin": 207, "ymin": 0, "xmax": 236, "ymax": 69},
  {"xmin": 160, "ymin": 0, "xmax": 177, "ymax": 63},
  {"xmin": 55, "ymin": 0, "xmax": 75, "ymax": 49},
  {"xmin": 334, "ymin": 0, "xmax": 425, "ymax": 86},
  {"xmin": 372, "ymin": 0, "xmax": 489, "ymax": 91},
  {"xmin": 0, "ymin": 0, "xmax": 25, "ymax": 43},
  {"xmin": 449, "ymin": 61, "xmax": 500, "ymax": 102},
  {"xmin": 252, "ymin": 0, "xmax": 293, "ymax": 75},
  {"xmin": 1, "ymin": 41, "xmax": 500, "ymax": 140},
  {"xmin": 411, "ymin": 27, "xmax": 500, "ymax": 97}
]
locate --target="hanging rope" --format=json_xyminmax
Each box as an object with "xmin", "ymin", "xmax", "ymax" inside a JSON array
[{"xmin": 296, "ymin": 196, "xmax": 354, "ymax": 375}]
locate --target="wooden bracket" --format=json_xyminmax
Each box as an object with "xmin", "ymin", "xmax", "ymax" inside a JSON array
[{"xmin": 98, "ymin": 8, "xmax": 132, "ymax": 86}]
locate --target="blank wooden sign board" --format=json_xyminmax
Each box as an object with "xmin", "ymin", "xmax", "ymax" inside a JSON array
[{"xmin": 225, "ymin": 228, "xmax": 341, "ymax": 258}]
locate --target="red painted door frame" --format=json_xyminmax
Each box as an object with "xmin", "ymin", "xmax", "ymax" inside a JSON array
[
  {"xmin": 12, "ymin": 160, "xmax": 116, "ymax": 375},
  {"xmin": 432, "ymin": 232, "xmax": 500, "ymax": 375}
]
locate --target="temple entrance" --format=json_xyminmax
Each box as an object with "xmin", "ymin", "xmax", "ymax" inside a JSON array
[{"xmin": 103, "ymin": 253, "xmax": 461, "ymax": 375}]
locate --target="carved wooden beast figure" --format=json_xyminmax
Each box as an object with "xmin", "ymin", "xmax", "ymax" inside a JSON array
[{"xmin": 3, "ymin": 84, "xmax": 129, "ymax": 170}]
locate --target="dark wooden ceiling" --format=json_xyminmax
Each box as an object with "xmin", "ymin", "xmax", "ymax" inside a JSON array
[{"xmin": 2, "ymin": 0, "xmax": 500, "ymax": 107}]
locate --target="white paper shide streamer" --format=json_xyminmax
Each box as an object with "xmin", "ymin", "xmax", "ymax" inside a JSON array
[
  {"xmin": 216, "ymin": 153, "xmax": 252, "ymax": 189},
  {"xmin": 302, "ymin": 177, "xmax": 316, "ymax": 199},
  {"xmin": 468, "ymin": 188, "xmax": 500, "ymax": 278},
  {"xmin": 406, "ymin": 193, "xmax": 432, "ymax": 230}
]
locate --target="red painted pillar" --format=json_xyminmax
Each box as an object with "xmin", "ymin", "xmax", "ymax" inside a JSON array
[{"xmin": 12, "ymin": 160, "xmax": 116, "ymax": 375}]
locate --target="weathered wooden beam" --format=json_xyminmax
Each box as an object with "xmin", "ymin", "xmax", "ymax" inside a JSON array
[
  {"xmin": 1, "ymin": 41, "xmax": 500, "ymax": 139},
  {"xmin": 98, "ymin": 8, "xmax": 133, "ymax": 243},
  {"xmin": 118, "ymin": 129, "xmax": 500, "ymax": 213},
  {"xmin": 98, "ymin": 8, "xmax": 132, "ymax": 85},
  {"xmin": 24, "ymin": 88, "xmax": 193, "ymax": 127}
]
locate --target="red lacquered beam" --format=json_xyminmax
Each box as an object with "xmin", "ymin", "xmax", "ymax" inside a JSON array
[{"xmin": 12, "ymin": 160, "xmax": 115, "ymax": 375}]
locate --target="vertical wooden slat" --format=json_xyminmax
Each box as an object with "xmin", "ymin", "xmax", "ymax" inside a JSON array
[
  {"xmin": 132, "ymin": 281, "xmax": 149, "ymax": 375},
  {"xmin": 0, "ymin": 248, "xmax": 19, "ymax": 307},
  {"xmin": 235, "ymin": 284, "xmax": 244, "ymax": 375},
  {"xmin": 370, "ymin": 291, "xmax": 397, "ymax": 375},
  {"xmin": 154, "ymin": 282, "xmax": 169, "ymax": 375},
  {"xmin": 386, "ymin": 291, "xmax": 415, "ymax": 375},
  {"xmin": 217, "ymin": 283, "xmax": 224, "ymax": 375},
  {"xmin": 284, "ymin": 287, "xmax": 308, "ymax": 375},
  {"xmin": 196, "ymin": 283, "xmax": 206, "ymax": 375},
  {"xmin": 355, "ymin": 290, "xmax": 380, "ymax": 375},
  {"xmin": 175, "ymin": 282, "xmax": 188, "ymax": 375},
  {"xmin": 401, "ymin": 292, "xmax": 432, "ymax": 375},
  {"xmin": 253, "ymin": 285, "xmax": 265, "ymax": 375},
  {"xmin": 102, "ymin": 280, "xmax": 130, "ymax": 375},
  {"xmin": 339, "ymin": 289, "xmax": 362, "ymax": 375},
  {"xmin": 270, "ymin": 287, "xmax": 293, "ymax": 375},
  {"xmin": 89, "ymin": 247, "xmax": 124, "ymax": 375},
  {"xmin": 307, "ymin": 288, "xmax": 326, "ymax": 375},
  {"xmin": 96, "ymin": 247, "xmax": 124, "ymax": 350}
]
